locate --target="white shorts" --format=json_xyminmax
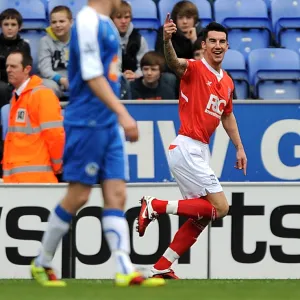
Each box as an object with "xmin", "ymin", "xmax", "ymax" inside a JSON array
[{"xmin": 168, "ymin": 135, "xmax": 223, "ymax": 199}]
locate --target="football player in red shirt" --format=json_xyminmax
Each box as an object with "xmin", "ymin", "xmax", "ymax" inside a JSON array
[{"xmin": 137, "ymin": 15, "xmax": 247, "ymax": 279}]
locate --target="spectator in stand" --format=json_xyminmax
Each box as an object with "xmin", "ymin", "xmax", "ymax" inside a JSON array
[
  {"xmin": 192, "ymin": 38, "xmax": 237, "ymax": 99},
  {"xmin": 0, "ymin": 8, "xmax": 31, "ymax": 109},
  {"xmin": 155, "ymin": 1, "xmax": 203, "ymax": 60},
  {"xmin": 2, "ymin": 50, "xmax": 65, "ymax": 183},
  {"xmin": 130, "ymin": 51, "xmax": 176, "ymax": 100},
  {"xmin": 111, "ymin": 0, "xmax": 148, "ymax": 81},
  {"xmin": 38, "ymin": 6, "xmax": 72, "ymax": 98}
]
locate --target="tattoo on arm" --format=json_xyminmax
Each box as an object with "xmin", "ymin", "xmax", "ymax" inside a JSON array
[{"xmin": 164, "ymin": 40, "xmax": 187, "ymax": 78}]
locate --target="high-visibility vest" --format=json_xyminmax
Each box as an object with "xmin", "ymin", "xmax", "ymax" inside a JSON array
[{"xmin": 3, "ymin": 75, "xmax": 65, "ymax": 183}]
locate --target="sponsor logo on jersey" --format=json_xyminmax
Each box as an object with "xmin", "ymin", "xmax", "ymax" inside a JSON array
[{"xmin": 205, "ymin": 94, "xmax": 226, "ymax": 119}]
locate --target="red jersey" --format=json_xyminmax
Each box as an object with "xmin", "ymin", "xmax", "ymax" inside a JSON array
[{"xmin": 178, "ymin": 58, "xmax": 234, "ymax": 144}]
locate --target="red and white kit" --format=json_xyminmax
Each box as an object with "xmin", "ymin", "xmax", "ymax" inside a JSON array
[{"xmin": 169, "ymin": 57, "xmax": 234, "ymax": 198}]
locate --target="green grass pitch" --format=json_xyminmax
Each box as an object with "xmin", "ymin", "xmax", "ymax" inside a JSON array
[{"xmin": 0, "ymin": 279, "xmax": 299, "ymax": 300}]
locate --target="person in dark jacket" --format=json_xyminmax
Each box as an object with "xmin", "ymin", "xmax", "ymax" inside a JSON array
[
  {"xmin": 111, "ymin": 0, "xmax": 148, "ymax": 81},
  {"xmin": 155, "ymin": 1, "xmax": 203, "ymax": 60},
  {"xmin": 130, "ymin": 51, "xmax": 177, "ymax": 100},
  {"xmin": 0, "ymin": 9, "xmax": 31, "ymax": 108}
]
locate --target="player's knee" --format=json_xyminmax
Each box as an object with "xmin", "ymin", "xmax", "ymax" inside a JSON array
[{"xmin": 216, "ymin": 202, "xmax": 229, "ymax": 219}]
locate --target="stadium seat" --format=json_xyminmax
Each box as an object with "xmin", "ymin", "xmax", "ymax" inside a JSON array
[
  {"xmin": 136, "ymin": 29, "xmax": 157, "ymax": 50},
  {"xmin": 0, "ymin": 0, "xmax": 47, "ymax": 29},
  {"xmin": 271, "ymin": 0, "xmax": 300, "ymax": 55},
  {"xmin": 158, "ymin": 0, "xmax": 213, "ymax": 27},
  {"xmin": 214, "ymin": 0, "xmax": 272, "ymax": 59},
  {"xmin": 21, "ymin": 29, "xmax": 46, "ymax": 74},
  {"xmin": 222, "ymin": 49, "xmax": 249, "ymax": 99},
  {"xmin": 1, "ymin": 104, "xmax": 9, "ymax": 140},
  {"xmin": 129, "ymin": 0, "xmax": 159, "ymax": 50},
  {"xmin": 248, "ymin": 48, "xmax": 300, "ymax": 99},
  {"xmin": 48, "ymin": 0, "xmax": 86, "ymax": 18},
  {"xmin": 263, "ymin": 0, "xmax": 272, "ymax": 11}
]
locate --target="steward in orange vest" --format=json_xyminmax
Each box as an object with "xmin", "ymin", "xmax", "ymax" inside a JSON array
[{"xmin": 3, "ymin": 51, "xmax": 65, "ymax": 183}]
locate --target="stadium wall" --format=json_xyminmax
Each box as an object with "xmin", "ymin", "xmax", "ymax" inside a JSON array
[{"xmin": 0, "ymin": 183, "xmax": 299, "ymax": 279}]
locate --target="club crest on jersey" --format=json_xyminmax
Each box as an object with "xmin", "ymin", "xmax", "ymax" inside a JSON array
[{"xmin": 205, "ymin": 94, "xmax": 226, "ymax": 119}]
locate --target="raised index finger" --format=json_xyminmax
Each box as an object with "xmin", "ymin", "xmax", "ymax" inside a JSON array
[
  {"xmin": 243, "ymin": 159, "xmax": 247, "ymax": 176},
  {"xmin": 165, "ymin": 13, "xmax": 170, "ymax": 24}
]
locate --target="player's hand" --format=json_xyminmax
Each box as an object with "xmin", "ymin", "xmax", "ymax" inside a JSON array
[
  {"xmin": 118, "ymin": 112, "xmax": 139, "ymax": 142},
  {"xmin": 235, "ymin": 148, "xmax": 247, "ymax": 176},
  {"xmin": 163, "ymin": 13, "xmax": 177, "ymax": 41},
  {"xmin": 184, "ymin": 27, "xmax": 197, "ymax": 43}
]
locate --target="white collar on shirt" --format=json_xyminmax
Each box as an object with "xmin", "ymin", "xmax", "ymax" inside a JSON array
[
  {"xmin": 201, "ymin": 58, "xmax": 223, "ymax": 82},
  {"xmin": 15, "ymin": 78, "xmax": 30, "ymax": 97}
]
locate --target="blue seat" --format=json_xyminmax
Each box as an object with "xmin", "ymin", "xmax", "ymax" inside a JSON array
[
  {"xmin": 0, "ymin": 0, "xmax": 47, "ymax": 29},
  {"xmin": 136, "ymin": 29, "xmax": 157, "ymax": 50},
  {"xmin": 48, "ymin": 0, "xmax": 86, "ymax": 18},
  {"xmin": 130, "ymin": 0, "xmax": 159, "ymax": 29},
  {"xmin": 222, "ymin": 49, "xmax": 249, "ymax": 99},
  {"xmin": 263, "ymin": 0, "xmax": 272, "ymax": 11},
  {"xmin": 248, "ymin": 48, "xmax": 300, "ymax": 99},
  {"xmin": 1, "ymin": 104, "xmax": 10, "ymax": 140},
  {"xmin": 129, "ymin": 0, "xmax": 159, "ymax": 50},
  {"xmin": 271, "ymin": 0, "xmax": 300, "ymax": 55},
  {"xmin": 21, "ymin": 29, "xmax": 46, "ymax": 74},
  {"xmin": 158, "ymin": 0, "xmax": 212, "ymax": 26},
  {"xmin": 214, "ymin": 0, "xmax": 272, "ymax": 59}
]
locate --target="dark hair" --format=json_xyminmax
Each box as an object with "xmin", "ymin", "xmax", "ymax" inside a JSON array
[
  {"xmin": 171, "ymin": 1, "xmax": 199, "ymax": 26},
  {"xmin": 141, "ymin": 51, "xmax": 165, "ymax": 72},
  {"xmin": 193, "ymin": 37, "xmax": 203, "ymax": 52},
  {"xmin": 50, "ymin": 5, "xmax": 73, "ymax": 20},
  {"xmin": 0, "ymin": 8, "xmax": 23, "ymax": 27},
  {"xmin": 8, "ymin": 50, "xmax": 33, "ymax": 68},
  {"xmin": 202, "ymin": 22, "xmax": 228, "ymax": 41}
]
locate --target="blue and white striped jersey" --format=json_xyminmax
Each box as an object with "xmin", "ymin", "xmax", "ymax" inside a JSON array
[{"xmin": 65, "ymin": 6, "xmax": 121, "ymax": 127}]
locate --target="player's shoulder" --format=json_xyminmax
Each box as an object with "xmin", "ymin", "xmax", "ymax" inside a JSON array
[
  {"xmin": 186, "ymin": 59, "xmax": 205, "ymax": 75},
  {"xmin": 222, "ymin": 70, "xmax": 235, "ymax": 86},
  {"xmin": 187, "ymin": 59, "xmax": 203, "ymax": 67}
]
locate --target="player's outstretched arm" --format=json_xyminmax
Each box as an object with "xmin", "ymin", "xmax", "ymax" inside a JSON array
[
  {"xmin": 88, "ymin": 77, "xmax": 138, "ymax": 142},
  {"xmin": 221, "ymin": 112, "xmax": 247, "ymax": 175},
  {"xmin": 163, "ymin": 13, "xmax": 187, "ymax": 78}
]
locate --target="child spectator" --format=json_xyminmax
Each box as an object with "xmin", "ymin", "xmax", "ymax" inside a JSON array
[
  {"xmin": 112, "ymin": 0, "xmax": 148, "ymax": 81},
  {"xmin": 130, "ymin": 51, "xmax": 176, "ymax": 100},
  {"xmin": 155, "ymin": 1, "xmax": 203, "ymax": 60},
  {"xmin": 192, "ymin": 38, "xmax": 237, "ymax": 99},
  {"xmin": 0, "ymin": 8, "xmax": 31, "ymax": 108},
  {"xmin": 38, "ymin": 6, "xmax": 72, "ymax": 98}
]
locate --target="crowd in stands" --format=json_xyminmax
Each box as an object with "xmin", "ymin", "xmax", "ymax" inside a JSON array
[
  {"xmin": 0, "ymin": 0, "xmax": 299, "ymax": 108},
  {"xmin": 0, "ymin": 0, "xmax": 299, "ymax": 182}
]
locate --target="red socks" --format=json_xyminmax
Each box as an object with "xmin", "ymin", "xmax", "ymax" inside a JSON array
[
  {"xmin": 177, "ymin": 199, "xmax": 217, "ymax": 220},
  {"xmin": 151, "ymin": 198, "xmax": 217, "ymax": 221},
  {"xmin": 154, "ymin": 218, "xmax": 209, "ymax": 270}
]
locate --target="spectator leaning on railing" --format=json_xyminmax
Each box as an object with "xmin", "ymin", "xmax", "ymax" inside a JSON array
[
  {"xmin": 130, "ymin": 51, "xmax": 177, "ymax": 100},
  {"xmin": 2, "ymin": 50, "xmax": 65, "ymax": 183}
]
